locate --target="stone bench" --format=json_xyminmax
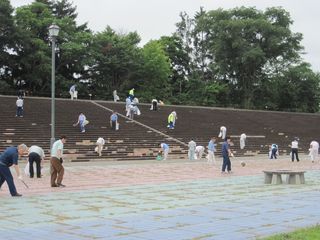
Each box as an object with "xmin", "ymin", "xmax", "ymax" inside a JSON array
[{"xmin": 263, "ymin": 170, "xmax": 305, "ymax": 184}]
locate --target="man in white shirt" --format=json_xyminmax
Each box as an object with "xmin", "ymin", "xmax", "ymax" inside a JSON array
[
  {"xmin": 69, "ymin": 84, "xmax": 76, "ymax": 100},
  {"xmin": 290, "ymin": 138, "xmax": 299, "ymax": 162},
  {"xmin": 309, "ymin": 140, "xmax": 319, "ymax": 163},
  {"xmin": 96, "ymin": 137, "xmax": 105, "ymax": 157},
  {"xmin": 28, "ymin": 145, "xmax": 45, "ymax": 178},
  {"xmin": 240, "ymin": 133, "xmax": 246, "ymax": 149},
  {"xmin": 16, "ymin": 97, "xmax": 24, "ymax": 117},
  {"xmin": 218, "ymin": 126, "xmax": 227, "ymax": 140},
  {"xmin": 195, "ymin": 146, "xmax": 205, "ymax": 160},
  {"xmin": 188, "ymin": 139, "xmax": 196, "ymax": 160},
  {"xmin": 50, "ymin": 136, "xmax": 67, "ymax": 187}
]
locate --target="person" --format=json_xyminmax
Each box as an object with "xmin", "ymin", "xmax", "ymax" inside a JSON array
[
  {"xmin": 218, "ymin": 126, "xmax": 227, "ymax": 140},
  {"xmin": 73, "ymin": 113, "xmax": 87, "ymax": 133},
  {"xmin": 127, "ymin": 98, "xmax": 141, "ymax": 120},
  {"xmin": 17, "ymin": 89, "xmax": 25, "ymax": 99},
  {"xmin": 16, "ymin": 97, "xmax": 24, "ymax": 117},
  {"xmin": 125, "ymin": 97, "xmax": 132, "ymax": 117},
  {"xmin": 110, "ymin": 111, "xmax": 118, "ymax": 130},
  {"xmin": 69, "ymin": 84, "xmax": 77, "ymax": 100},
  {"xmin": 269, "ymin": 144, "xmax": 278, "ymax": 159},
  {"xmin": 309, "ymin": 140, "xmax": 319, "ymax": 163},
  {"xmin": 95, "ymin": 137, "xmax": 105, "ymax": 157},
  {"xmin": 0, "ymin": 144, "xmax": 28, "ymax": 197},
  {"xmin": 160, "ymin": 143, "xmax": 169, "ymax": 160},
  {"xmin": 167, "ymin": 111, "xmax": 177, "ymax": 129},
  {"xmin": 195, "ymin": 146, "xmax": 205, "ymax": 160},
  {"xmin": 188, "ymin": 139, "xmax": 196, "ymax": 160},
  {"xmin": 290, "ymin": 138, "xmax": 299, "ymax": 162},
  {"xmin": 207, "ymin": 137, "xmax": 217, "ymax": 164},
  {"xmin": 150, "ymin": 99, "xmax": 158, "ymax": 111},
  {"xmin": 50, "ymin": 136, "xmax": 67, "ymax": 187},
  {"xmin": 28, "ymin": 145, "xmax": 45, "ymax": 178},
  {"xmin": 113, "ymin": 90, "xmax": 120, "ymax": 102},
  {"xmin": 221, "ymin": 136, "xmax": 233, "ymax": 174},
  {"xmin": 240, "ymin": 133, "xmax": 246, "ymax": 149},
  {"xmin": 129, "ymin": 88, "xmax": 135, "ymax": 101}
]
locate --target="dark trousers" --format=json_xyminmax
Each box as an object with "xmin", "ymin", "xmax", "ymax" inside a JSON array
[
  {"xmin": 291, "ymin": 148, "xmax": 299, "ymax": 161},
  {"xmin": 0, "ymin": 164, "xmax": 18, "ymax": 196},
  {"xmin": 152, "ymin": 102, "xmax": 158, "ymax": 111},
  {"xmin": 169, "ymin": 121, "xmax": 174, "ymax": 129},
  {"xmin": 16, "ymin": 107, "xmax": 23, "ymax": 116},
  {"xmin": 222, "ymin": 155, "xmax": 231, "ymax": 172},
  {"xmin": 111, "ymin": 120, "xmax": 116, "ymax": 130},
  {"xmin": 29, "ymin": 152, "xmax": 41, "ymax": 178},
  {"xmin": 271, "ymin": 148, "xmax": 277, "ymax": 159},
  {"xmin": 50, "ymin": 157, "xmax": 64, "ymax": 186}
]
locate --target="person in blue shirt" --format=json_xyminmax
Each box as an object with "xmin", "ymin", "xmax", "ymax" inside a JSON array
[
  {"xmin": 160, "ymin": 143, "xmax": 170, "ymax": 160},
  {"xmin": 69, "ymin": 84, "xmax": 76, "ymax": 100},
  {"xmin": 221, "ymin": 136, "xmax": 233, "ymax": 174},
  {"xmin": 110, "ymin": 111, "xmax": 118, "ymax": 130},
  {"xmin": 270, "ymin": 144, "xmax": 278, "ymax": 159},
  {"xmin": 207, "ymin": 137, "xmax": 217, "ymax": 164},
  {"xmin": 0, "ymin": 144, "xmax": 28, "ymax": 197}
]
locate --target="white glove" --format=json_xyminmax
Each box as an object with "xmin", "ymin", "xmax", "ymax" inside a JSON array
[
  {"xmin": 18, "ymin": 175, "xmax": 23, "ymax": 180},
  {"xmin": 230, "ymin": 153, "xmax": 234, "ymax": 157}
]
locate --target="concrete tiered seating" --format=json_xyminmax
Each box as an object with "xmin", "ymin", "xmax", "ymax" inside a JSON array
[
  {"xmin": 99, "ymin": 101, "xmax": 320, "ymax": 157},
  {"xmin": 0, "ymin": 96, "xmax": 187, "ymax": 161},
  {"xmin": 1, "ymin": 95, "xmax": 319, "ymax": 162}
]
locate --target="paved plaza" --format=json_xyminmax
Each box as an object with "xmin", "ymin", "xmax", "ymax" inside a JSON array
[{"xmin": 1, "ymin": 156, "xmax": 320, "ymax": 240}]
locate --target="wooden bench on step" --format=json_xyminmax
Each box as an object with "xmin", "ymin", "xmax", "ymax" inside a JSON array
[{"xmin": 263, "ymin": 170, "xmax": 305, "ymax": 184}]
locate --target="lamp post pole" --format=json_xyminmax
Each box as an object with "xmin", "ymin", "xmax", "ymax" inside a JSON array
[{"xmin": 49, "ymin": 24, "xmax": 60, "ymax": 148}]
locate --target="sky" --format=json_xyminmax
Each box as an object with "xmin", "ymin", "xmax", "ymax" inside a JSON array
[{"xmin": 10, "ymin": 0, "xmax": 320, "ymax": 72}]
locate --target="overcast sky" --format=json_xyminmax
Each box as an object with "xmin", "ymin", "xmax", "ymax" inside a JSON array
[{"xmin": 11, "ymin": 0, "xmax": 319, "ymax": 72}]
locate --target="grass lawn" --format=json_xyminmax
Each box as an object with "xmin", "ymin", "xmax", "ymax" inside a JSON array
[{"xmin": 262, "ymin": 225, "xmax": 320, "ymax": 240}]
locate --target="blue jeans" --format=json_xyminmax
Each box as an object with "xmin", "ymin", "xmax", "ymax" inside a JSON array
[
  {"xmin": 0, "ymin": 164, "xmax": 18, "ymax": 196},
  {"xmin": 222, "ymin": 155, "xmax": 231, "ymax": 172},
  {"xmin": 271, "ymin": 148, "xmax": 277, "ymax": 159}
]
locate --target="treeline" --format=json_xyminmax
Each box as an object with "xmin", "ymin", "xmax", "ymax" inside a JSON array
[{"xmin": 1, "ymin": 0, "xmax": 319, "ymax": 112}]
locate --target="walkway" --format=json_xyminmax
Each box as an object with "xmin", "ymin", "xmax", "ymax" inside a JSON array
[{"xmin": 1, "ymin": 157, "xmax": 319, "ymax": 239}]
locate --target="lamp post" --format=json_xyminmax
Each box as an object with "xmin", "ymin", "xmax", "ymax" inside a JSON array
[{"xmin": 49, "ymin": 24, "xmax": 60, "ymax": 148}]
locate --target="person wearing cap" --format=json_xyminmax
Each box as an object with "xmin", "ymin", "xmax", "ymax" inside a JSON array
[
  {"xmin": 290, "ymin": 138, "xmax": 299, "ymax": 162},
  {"xmin": 0, "ymin": 144, "xmax": 28, "ymax": 197}
]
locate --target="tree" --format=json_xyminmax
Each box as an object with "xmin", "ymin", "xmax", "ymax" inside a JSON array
[
  {"xmin": 0, "ymin": 0, "xmax": 19, "ymax": 91},
  {"xmin": 138, "ymin": 40, "xmax": 171, "ymax": 102},
  {"xmin": 89, "ymin": 27, "xmax": 142, "ymax": 99},
  {"xmin": 157, "ymin": 35, "xmax": 190, "ymax": 103},
  {"xmin": 13, "ymin": 0, "xmax": 93, "ymax": 96},
  {"xmin": 274, "ymin": 63, "xmax": 320, "ymax": 112}
]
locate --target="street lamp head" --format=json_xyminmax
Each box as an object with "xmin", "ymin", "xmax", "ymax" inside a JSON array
[{"xmin": 49, "ymin": 24, "xmax": 60, "ymax": 38}]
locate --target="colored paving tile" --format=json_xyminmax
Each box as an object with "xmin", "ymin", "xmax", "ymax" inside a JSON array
[{"xmin": 0, "ymin": 160, "xmax": 320, "ymax": 239}]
